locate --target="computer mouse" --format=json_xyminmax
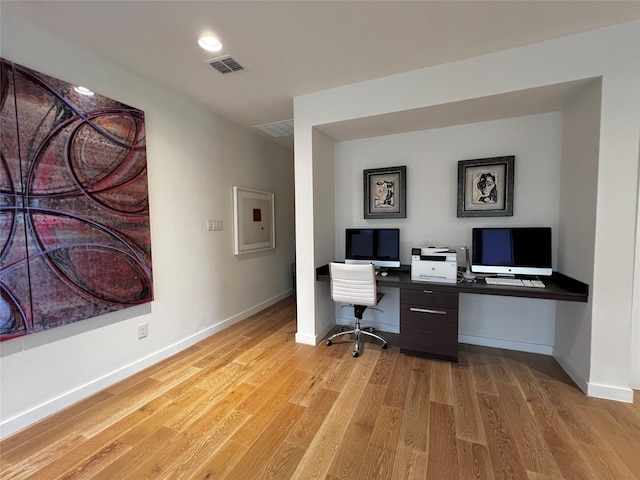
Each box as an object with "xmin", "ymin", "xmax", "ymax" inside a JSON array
[{"xmin": 381, "ymin": 271, "xmax": 388, "ymax": 276}]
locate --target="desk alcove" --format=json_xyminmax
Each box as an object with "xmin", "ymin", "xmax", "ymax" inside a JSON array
[{"xmin": 317, "ymin": 264, "xmax": 588, "ymax": 361}]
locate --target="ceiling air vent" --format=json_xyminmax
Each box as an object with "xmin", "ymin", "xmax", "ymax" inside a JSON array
[
  {"xmin": 254, "ymin": 119, "xmax": 294, "ymax": 137},
  {"xmin": 207, "ymin": 56, "xmax": 246, "ymax": 75}
]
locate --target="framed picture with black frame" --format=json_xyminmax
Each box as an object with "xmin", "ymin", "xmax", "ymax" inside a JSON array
[
  {"xmin": 457, "ymin": 155, "xmax": 514, "ymax": 217},
  {"xmin": 363, "ymin": 165, "xmax": 406, "ymax": 219}
]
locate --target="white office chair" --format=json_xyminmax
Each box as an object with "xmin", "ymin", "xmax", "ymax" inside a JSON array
[{"xmin": 326, "ymin": 262, "xmax": 389, "ymax": 357}]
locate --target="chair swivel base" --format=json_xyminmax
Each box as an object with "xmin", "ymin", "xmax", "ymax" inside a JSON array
[{"xmin": 326, "ymin": 319, "xmax": 388, "ymax": 357}]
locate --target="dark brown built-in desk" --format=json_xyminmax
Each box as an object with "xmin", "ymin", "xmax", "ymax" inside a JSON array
[{"xmin": 316, "ymin": 265, "xmax": 588, "ymax": 361}]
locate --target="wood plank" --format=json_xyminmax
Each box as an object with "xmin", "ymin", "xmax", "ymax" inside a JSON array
[
  {"xmin": 224, "ymin": 403, "xmax": 306, "ymax": 480},
  {"xmin": 383, "ymin": 352, "xmax": 414, "ymax": 409},
  {"xmin": 0, "ymin": 435, "xmax": 88, "ymax": 480},
  {"xmin": 234, "ymin": 363, "xmax": 306, "ymax": 416},
  {"xmin": 359, "ymin": 405, "xmax": 403, "ymax": 479},
  {"xmin": 430, "ymin": 359, "xmax": 454, "ymax": 405},
  {"xmin": 185, "ymin": 440, "xmax": 249, "ymax": 480},
  {"xmin": 577, "ymin": 443, "xmax": 638, "ymax": 480},
  {"xmin": 368, "ymin": 346, "xmax": 399, "ymax": 386},
  {"xmin": 124, "ymin": 408, "xmax": 249, "ymax": 480},
  {"xmin": 164, "ymin": 381, "xmax": 254, "ymax": 433},
  {"xmin": 452, "ymin": 363, "xmax": 486, "ymax": 444},
  {"xmin": 31, "ymin": 396, "xmax": 173, "ymax": 480},
  {"xmin": 399, "ymin": 369, "xmax": 430, "ymax": 451},
  {"xmin": 495, "ymin": 381, "xmax": 561, "ymax": 478},
  {"xmin": 88, "ymin": 426, "xmax": 177, "ymax": 480},
  {"xmin": 427, "ymin": 401, "xmax": 459, "ymax": 480},
  {"xmin": 537, "ymin": 378, "xmax": 608, "ymax": 449},
  {"xmin": 491, "ymin": 356, "xmax": 518, "ymax": 386},
  {"xmin": 288, "ymin": 357, "xmax": 343, "ymax": 406},
  {"xmin": 255, "ymin": 440, "xmax": 307, "ymax": 480},
  {"xmin": 471, "ymin": 362, "xmax": 499, "ymax": 396},
  {"xmin": 327, "ymin": 384, "xmax": 386, "ymax": 479},
  {"xmin": 289, "ymin": 349, "xmax": 380, "ymax": 480},
  {"xmin": 155, "ymin": 410, "xmax": 252, "ymax": 479},
  {"xmin": 457, "ymin": 439, "xmax": 495, "ymax": 480},
  {"xmin": 0, "ymin": 389, "xmax": 113, "ymax": 459},
  {"xmin": 391, "ymin": 444, "xmax": 428, "ymax": 480},
  {"xmin": 285, "ymin": 387, "xmax": 340, "ymax": 448},
  {"xmin": 2, "ymin": 298, "xmax": 639, "ymax": 480},
  {"xmin": 518, "ymin": 376, "xmax": 600, "ymax": 480},
  {"xmin": 477, "ymin": 393, "xmax": 528, "ymax": 480},
  {"xmin": 230, "ymin": 369, "xmax": 309, "ymax": 448},
  {"xmin": 526, "ymin": 472, "xmax": 562, "ymax": 480},
  {"xmin": 578, "ymin": 404, "xmax": 640, "ymax": 477}
]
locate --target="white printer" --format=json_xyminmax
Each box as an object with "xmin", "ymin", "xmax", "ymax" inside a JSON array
[{"xmin": 411, "ymin": 247, "xmax": 458, "ymax": 283}]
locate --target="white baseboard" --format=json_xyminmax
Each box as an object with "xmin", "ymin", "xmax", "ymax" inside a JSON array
[
  {"xmin": 552, "ymin": 347, "xmax": 633, "ymax": 403},
  {"xmin": 0, "ymin": 290, "xmax": 293, "ymax": 439},
  {"xmin": 177, "ymin": 290, "xmax": 293, "ymax": 350},
  {"xmin": 587, "ymin": 382, "xmax": 634, "ymax": 403},
  {"xmin": 552, "ymin": 346, "xmax": 589, "ymax": 394},
  {"xmin": 459, "ymin": 334, "xmax": 554, "ymax": 355},
  {"xmin": 295, "ymin": 331, "xmax": 319, "ymax": 345},
  {"xmin": 0, "ymin": 344, "xmax": 180, "ymax": 438}
]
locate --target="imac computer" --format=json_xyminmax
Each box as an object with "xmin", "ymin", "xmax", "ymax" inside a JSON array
[
  {"xmin": 345, "ymin": 228, "xmax": 400, "ymax": 269},
  {"xmin": 471, "ymin": 227, "xmax": 552, "ymax": 277}
]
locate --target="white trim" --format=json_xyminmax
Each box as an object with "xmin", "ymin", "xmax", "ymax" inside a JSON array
[
  {"xmin": 553, "ymin": 346, "xmax": 589, "ymax": 394},
  {"xmin": 550, "ymin": 347, "xmax": 635, "ymax": 403},
  {"xmin": 177, "ymin": 290, "xmax": 292, "ymax": 350},
  {"xmin": 233, "ymin": 186, "xmax": 276, "ymax": 255},
  {"xmin": 0, "ymin": 345, "xmax": 177, "ymax": 438},
  {"xmin": 459, "ymin": 334, "xmax": 554, "ymax": 355},
  {"xmin": 587, "ymin": 382, "xmax": 634, "ymax": 403},
  {"xmin": 295, "ymin": 332, "xmax": 319, "ymax": 345},
  {"xmin": 0, "ymin": 290, "xmax": 292, "ymax": 439}
]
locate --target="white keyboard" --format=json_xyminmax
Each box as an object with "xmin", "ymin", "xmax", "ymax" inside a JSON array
[{"xmin": 484, "ymin": 277, "xmax": 545, "ymax": 288}]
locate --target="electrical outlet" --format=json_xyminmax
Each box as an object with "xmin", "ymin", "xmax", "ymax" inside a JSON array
[
  {"xmin": 138, "ymin": 323, "xmax": 148, "ymax": 339},
  {"xmin": 207, "ymin": 219, "xmax": 214, "ymax": 231}
]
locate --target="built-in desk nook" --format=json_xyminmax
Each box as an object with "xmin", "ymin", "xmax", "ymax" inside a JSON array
[{"xmin": 316, "ymin": 264, "xmax": 588, "ymax": 361}]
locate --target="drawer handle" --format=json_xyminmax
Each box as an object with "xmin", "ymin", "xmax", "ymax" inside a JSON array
[
  {"xmin": 422, "ymin": 290, "xmax": 433, "ymax": 294},
  {"xmin": 410, "ymin": 307, "xmax": 446, "ymax": 315}
]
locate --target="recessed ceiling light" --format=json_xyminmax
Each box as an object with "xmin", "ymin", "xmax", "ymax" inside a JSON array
[
  {"xmin": 74, "ymin": 86, "xmax": 94, "ymax": 96},
  {"xmin": 198, "ymin": 34, "xmax": 222, "ymax": 52}
]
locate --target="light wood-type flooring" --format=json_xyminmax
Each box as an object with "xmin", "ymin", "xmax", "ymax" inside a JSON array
[{"xmin": 1, "ymin": 296, "xmax": 639, "ymax": 479}]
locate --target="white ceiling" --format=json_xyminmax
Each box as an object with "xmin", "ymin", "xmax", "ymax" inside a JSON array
[{"xmin": 4, "ymin": 1, "xmax": 640, "ymax": 149}]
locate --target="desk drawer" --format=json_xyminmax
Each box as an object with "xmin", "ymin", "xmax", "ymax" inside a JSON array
[
  {"xmin": 400, "ymin": 288, "xmax": 458, "ymax": 309},
  {"xmin": 400, "ymin": 305, "xmax": 458, "ymax": 361}
]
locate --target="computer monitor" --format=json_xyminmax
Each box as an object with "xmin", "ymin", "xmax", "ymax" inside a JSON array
[
  {"xmin": 345, "ymin": 228, "xmax": 400, "ymax": 268},
  {"xmin": 471, "ymin": 227, "xmax": 552, "ymax": 276}
]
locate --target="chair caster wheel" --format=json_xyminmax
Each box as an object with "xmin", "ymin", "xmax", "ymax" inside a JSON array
[
  {"xmin": 382, "ymin": 343, "xmax": 388, "ymax": 349},
  {"xmin": 353, "ymin": 351, "xmax": 359, "ymax": 357},
  {"xmin": 327, "ymin": 340, "xmax": 332, "ymax": 346}
]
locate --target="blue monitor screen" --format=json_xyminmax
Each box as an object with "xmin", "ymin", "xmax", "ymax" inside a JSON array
[
  {"xmin": 345, "ymin": 228, "xmax": 400, "ymax": 268},
  {"xmin": 477, "ymin": 228, "xmax": 514, "ymax": 266},
  {"xmin": 472, "ymin": 227, "xmax": 552, "ymax": 276}
]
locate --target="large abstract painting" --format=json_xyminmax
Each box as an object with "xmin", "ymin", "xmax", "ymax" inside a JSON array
[{"xmin": 0, "ymin": 59, "xmax": 153, "ymax": 341}]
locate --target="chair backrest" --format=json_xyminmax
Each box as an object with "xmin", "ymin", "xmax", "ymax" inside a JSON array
[{"xmin": 329, "ymin": 262, "xmax": 378, "ymax": 307}]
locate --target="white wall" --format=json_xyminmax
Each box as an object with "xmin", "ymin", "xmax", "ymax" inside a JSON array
[
  {"xmin": 633, "ymin": 176, "xmax": 640, "ymax": 388},
  {"xmin": 294, "ymin": 21, "xmax": 640, "ymax": 401},
  {"xmin": 333, "ymin": 113, "xmax": 562, "ymax": 351},
  {"xmin": 312, "ymin": 129, "xmax": 338, "ymax": 341},
  {"xmin": 554, "ymin": 80, "xmax": 601, "ymax": 391},
  {"xmin": 0, "ymin": 11, "xmax": 295, "ymax": 437}
]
